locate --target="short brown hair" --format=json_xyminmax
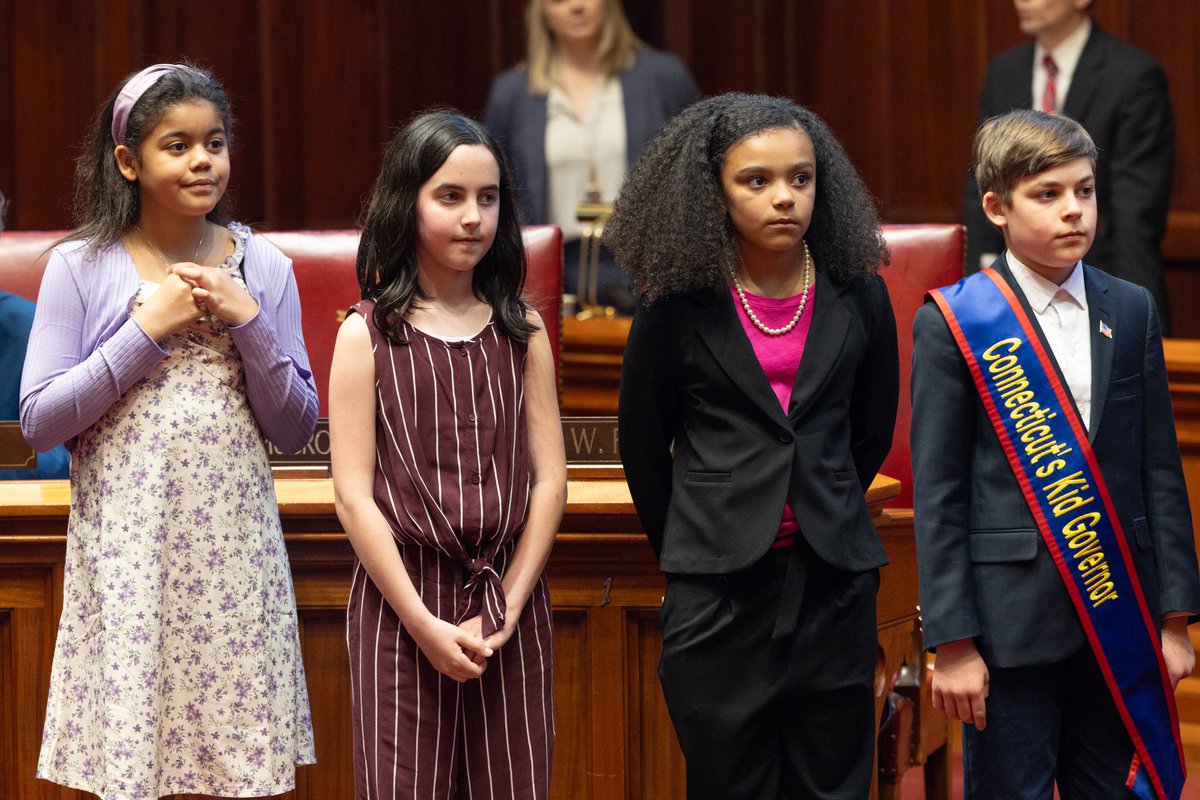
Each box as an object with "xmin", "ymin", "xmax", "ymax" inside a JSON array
[{"xmin": 972, "ymin": 110, "xmax": 1097, "ymax": 204}]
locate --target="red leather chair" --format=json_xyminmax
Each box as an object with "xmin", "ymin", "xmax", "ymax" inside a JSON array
[
  {"xmin": 1, "ymin": 226, "xmax": 564, "ymax": 416},
  {"xmin": 879, "ymin": 224, "xmax": 965, "ymax": 507},
  {"xmin": 0, "ymin": 231, "xmax": 58, "ymax": 301}
]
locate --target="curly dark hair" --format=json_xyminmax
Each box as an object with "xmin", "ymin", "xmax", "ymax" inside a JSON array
[
  {"xmin": 357, "ymin": 109, "xmax": 535, "ymax": 345},
  {"xmin": 64, "ymin": 62, "xmax": 234, "ymax": 253},
  {"xmin": 605, "ymin": 93, "xmax": 889, "ymax": 302}
]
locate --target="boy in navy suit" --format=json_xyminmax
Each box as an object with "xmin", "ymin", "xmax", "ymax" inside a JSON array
[{"xmin": 913, "ymin": 109, "xmax": 1199, "ymax": 799}]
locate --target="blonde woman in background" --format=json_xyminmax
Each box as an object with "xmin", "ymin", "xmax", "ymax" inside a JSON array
[{"xmin": 484, "ymin": 0, "xmax": 698, "ymax": 313}]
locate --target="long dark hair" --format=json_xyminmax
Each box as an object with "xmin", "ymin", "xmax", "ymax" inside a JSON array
[
  {"xmin": 64, "ymin": 63, "xmax": 234, "ymax": 252},
  {"xmin": 357, "ymin": 109, "xmax": 534, "ymax": 344},
  {"xmin": 605, "ymin": 93, "xmax": 889, "ymax": 303}
]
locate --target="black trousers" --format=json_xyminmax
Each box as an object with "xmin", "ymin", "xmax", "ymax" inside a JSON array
[
  {"xmin": 962, "ymin": 646, "xmax": 1139, "ymax": 799},
  {"xmin": 659, "ymin": 545, "xmax": 880, "ymax": 800}
]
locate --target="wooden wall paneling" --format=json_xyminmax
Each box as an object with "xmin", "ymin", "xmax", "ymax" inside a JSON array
[
  {"xmin": 7, "ymin": 1, "xmax": 99, "ymax": 232},
  {"xmin": 4, "ymin": 0, "xmax": 1200, "ymax": 283},
  {"xmin": 0, "ymin": 0, "xmax": 13, "ymax": 225},
  {"xmin": 1106, "ymin": 2, "xmax": 1200, "ymax": 337},
  {"xmin": 0, "ymin": 548, "xmax": 63, "ymax": 800},
  {"xmin": 0, "ymin": 609, "xmax": 11, "ymax": 797},
  {"xmin": 625, "ymin": 610, "xmax": 685, "ymax": 799},
  {"xmin": 546, "ymin": 519, "xmax": 684, "ymax": 799},
  {"xmin": 587, "ymin": 605, "xmax": 628, "ymax": 797},
  {"xmin": 293, "ymin": 612, "xmax": 354, "ymax": 799},
  {"xmin": 880, "ymin": 0, "xmax": 983, "ymax": 224},
  {"xmin": 658, "ymin": 0, "xmax": 693, "ymax": 61},
  {"xmin": 385, "ymin": 2, "xmax": 506, "ymax": 126},
  {"xmin": 291, "ymin": 0, "xmax": 386, "ymax": 229},
  {"xmin": 286, "ymin": 541, "xmax": 356, "ymax": 800},
  {"xmin": 792, "ymin": 0, "xmax": 891, "ymax": 212},
  {"xmin": 92, "ymin": 1, "xmax": 148, "ymax": 98},
  {"xmin": 686, "ymin": 0, "xmax": 761, "ymax": 93},
  {"xmin": 488, "ymin": 0, "xmax": 534, "ymax": 97},
  {"xmin": 1090, "ymin": 0, "xmax": 1134, "ymax": 38},
  {"xmin": 258, "ymin": 0, "xmax": 307, "ymax": 230},
  {"xmin": 1129, "ymin": 3, "xmax": 1200, "ymax": 261},
  {"xmin": 1164, "ymin": 341, "xmax": 1200, "ymax": 538},
  {"xmin": 628, "ymin": 0, "xmax": 694, "ymax": 63},
  {"xmin": 982, "ymin": 0, "xmax": 1026, "ymax": 60},
  {"xmin": 757, "ymin": 0, "xmax": 801, "ymax": 101},
  {"xmin": 549, "ymin": 609, "xmax": 592, "ymax": 799}
]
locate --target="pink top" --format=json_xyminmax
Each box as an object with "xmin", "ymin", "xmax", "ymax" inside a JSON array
[{"xmin": 729, "ymin": 281, "xmax": 818, "ymax": 548}]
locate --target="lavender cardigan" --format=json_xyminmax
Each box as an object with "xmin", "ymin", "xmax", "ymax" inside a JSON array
[{"xmin": 20, "ymin": 228, "xmax": 318, "ymax": 454}]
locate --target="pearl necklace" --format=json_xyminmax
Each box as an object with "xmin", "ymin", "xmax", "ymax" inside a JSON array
[
  {"xmin": 136, "ymin": 224, "xmax": 205, "ymax": 275},
  {"xmin": 731, "ymin": 240, "xmax": 813, "ymax": 336}
]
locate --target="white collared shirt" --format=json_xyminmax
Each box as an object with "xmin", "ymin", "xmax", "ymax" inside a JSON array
[
  {"xmin": 545, "ymin": 77, "xmax": 627, "ymax": 243},
  {"xmin": 1006, "ymin": 253, "xmax": 1092, "ymax": 430},
  {"xmin": 1032, "ymin": 16, "xmax": 1092, "ymax": 112}
]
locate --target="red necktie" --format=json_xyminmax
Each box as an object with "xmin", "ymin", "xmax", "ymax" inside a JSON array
[{"xmin": 1042, "ymin": 55, "xmax": 1059, "ymax": 113}]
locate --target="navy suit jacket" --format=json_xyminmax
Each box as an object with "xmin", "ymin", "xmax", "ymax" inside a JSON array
[
  {"xmin": 483, "ymin": 49, "xmax": 699, "ymax": 226},
  {"xmin": 618, "ymin": 274, "xmax": 898, "ymax": 575},
  {"xmin": 911, "ymin": 260, "xmax": 1200, "ymax": 668},
  {"xmin": 962, "ymin": 25, "xmax": 1174, "ymax": 327}
]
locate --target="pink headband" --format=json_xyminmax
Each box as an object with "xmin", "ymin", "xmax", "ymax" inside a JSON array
[{"xmin": 110, "ymin": 63, "xmax": 194, "ymax": 145}]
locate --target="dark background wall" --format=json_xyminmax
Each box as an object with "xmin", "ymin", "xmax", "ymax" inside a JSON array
[{"xmin": 2, "ymin": 0, "xmax": 1197, "ymax": 331}]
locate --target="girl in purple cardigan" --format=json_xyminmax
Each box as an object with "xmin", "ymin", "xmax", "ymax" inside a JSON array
[{"xmin": 20, "ymin": 63, "xmax": 316, "ymax": 799}]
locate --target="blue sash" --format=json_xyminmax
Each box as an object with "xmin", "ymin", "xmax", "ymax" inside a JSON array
[{"xmin": 931, "ymin": 268, "xmax": 1185, "ymax": 800}]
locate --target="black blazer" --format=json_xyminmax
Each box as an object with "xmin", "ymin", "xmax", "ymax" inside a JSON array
[
  {"xmin": 483, "ymin": 50, "xmax": 699, "ymax": 226},
  {"xmin": 618, "ymin": 273, "xmax": 899, "ymax": 575},
  {"xmin": 962, "ymin": 25, "xmax": 1174, "ymax": 323},
  {"xmin": 912, "ymin": 260, "xmax": 1200, "ymax": 668}
]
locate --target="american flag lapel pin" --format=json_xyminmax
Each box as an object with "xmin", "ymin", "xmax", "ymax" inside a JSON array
[{"xmin": 1099, "ymin": 320, "xmax": 1113, "ymax": 339}]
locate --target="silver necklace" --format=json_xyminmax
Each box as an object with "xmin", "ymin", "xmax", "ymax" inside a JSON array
[
  {"xmin": 731, "ymin": 240, "xmax": 813, "ymax": 336},
  {"xmin": 136, "ymin": 224, "xmax": 205, "ymax": 274}
]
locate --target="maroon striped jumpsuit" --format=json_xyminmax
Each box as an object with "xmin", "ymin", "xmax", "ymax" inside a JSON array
[{"xmin": 347, "ymin": 301, "xmax": 554, "ymax": 799}]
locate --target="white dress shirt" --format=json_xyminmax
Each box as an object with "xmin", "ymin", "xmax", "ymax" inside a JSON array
[
  {"xmin": 1032, "ymin": 17, "xmax": 1092, "ymax": 112},
  {"xmin": 544, "ymin": 77, "xmax": 627, "ymax": 243},
  {"xmin": 1006, "ymin": 253, "xmax": 1092, "ymax": 430}
]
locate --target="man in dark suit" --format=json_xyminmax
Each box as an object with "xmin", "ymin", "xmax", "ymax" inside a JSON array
[
  {"xmin": 963, "ymin": 0, "xmax": 1174, "ymax": 332},
  {"xmin": 918, "ymin": 110, "xmax": 1198, "ymax": 798}
]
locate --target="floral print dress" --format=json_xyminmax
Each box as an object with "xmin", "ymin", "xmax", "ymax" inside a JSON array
[{"xmin": 36, "ymin": 225, "xmax": 316, "ymax": 799}]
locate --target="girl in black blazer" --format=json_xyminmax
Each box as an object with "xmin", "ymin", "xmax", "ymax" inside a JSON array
[{"xmin": 606, "ymin": 93, "xmax": 899, "ymax": 800}]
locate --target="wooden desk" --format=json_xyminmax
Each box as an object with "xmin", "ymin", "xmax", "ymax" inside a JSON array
[
  {"xmin": 561, "ymin": 317, "xmax": 629, "ymax": 416},
  {"xmin": 0, "ymin": 475, "xmax": 919, "ymax": 799}
]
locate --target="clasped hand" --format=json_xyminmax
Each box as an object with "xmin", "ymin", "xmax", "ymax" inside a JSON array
[
  {"xmin": 171, "ymin": 263, "xmax": 259, "ymax": 327},
  {"xmin": 407, "ymin": 614, "xmax": 501, "ymax": 683},
  {"xmin": 133, "ymin": 262, "xmax": 259, "ymax": 342}
]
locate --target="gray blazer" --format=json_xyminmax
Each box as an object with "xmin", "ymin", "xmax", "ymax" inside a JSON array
[
  {"xmin": 911, "ymin": 259, "xmax": 1200, "ymax": 668},
  {"xmin": 483, "ymin": 49, "xmax": 699, "ymax": 226}
]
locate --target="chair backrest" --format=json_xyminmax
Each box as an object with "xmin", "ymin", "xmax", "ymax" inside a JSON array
[
  {"xmin": 879, "ymin": 224, "xmax": 965, "ymax": 507},
  {"xmin": 1, "ymin": 226, "xmax": 564, "ymax": 416},
  {"xmin": 0, "ymin": 231, "xmax": 59, "ymax": 301}
]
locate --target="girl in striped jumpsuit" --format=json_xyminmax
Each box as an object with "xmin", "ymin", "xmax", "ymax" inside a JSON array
[{"xmin": 329, "ymin": 110, "xmax": 567, "ymax": 798}]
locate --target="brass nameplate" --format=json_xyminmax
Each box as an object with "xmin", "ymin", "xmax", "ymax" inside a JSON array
[
  {"xmin": 266, "ymin": 418, "xmax": 331, "ymax": 466},
  {"xmin": 264, "ymin": 417, "xmax": 623, "ymax": 469},
  {"xmin": 563, "ymin": 416, "xmax": 620, "ymax": 464},
  {"xmin": 0, "ymin": 421, "xmax": 36, "ymax": 470}
]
